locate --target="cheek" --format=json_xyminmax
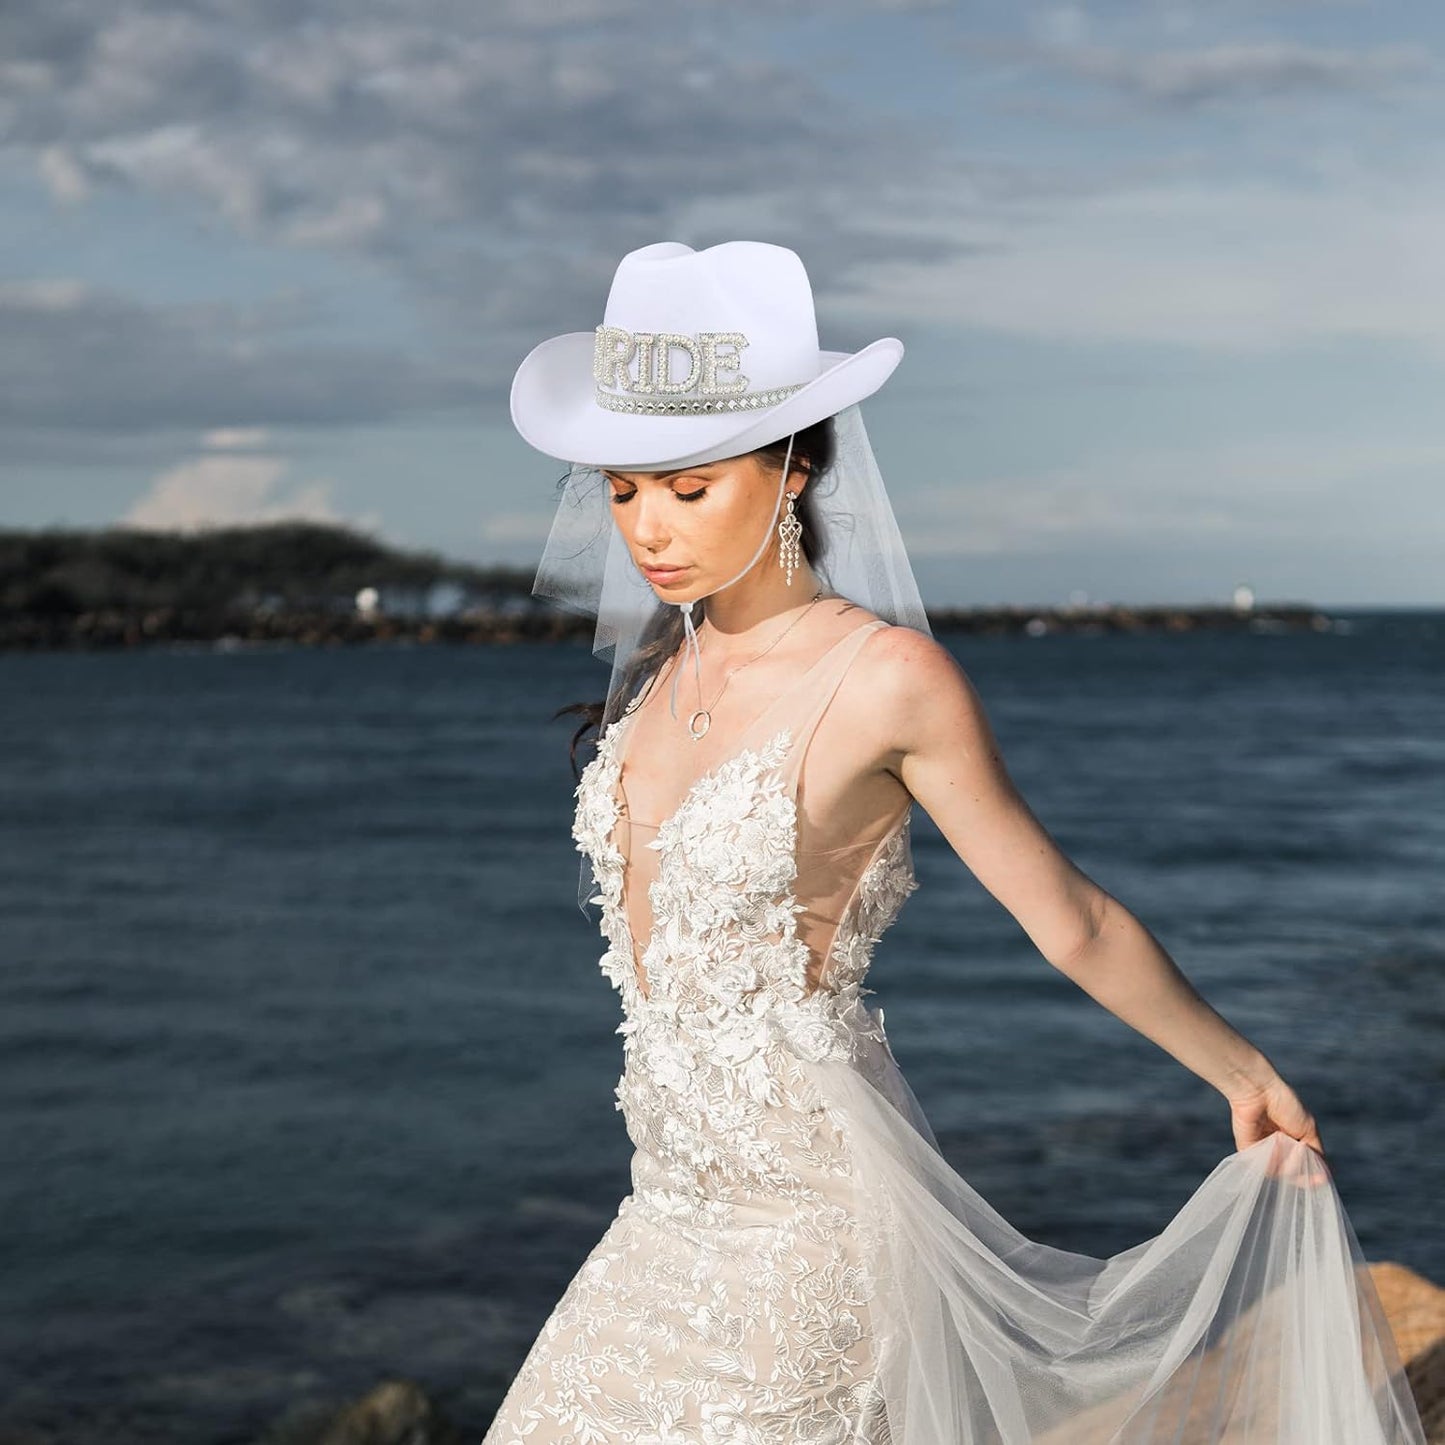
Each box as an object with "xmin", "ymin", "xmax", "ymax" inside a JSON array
[
  {"xmin": 726, "ymin": 487, "xmax": 777, "ymax": 546},
  {"xmin": 716, "ymin": 481, "xmax": 769, "ymax": 527},
  {"xmin": 697, "ymin": 495, "xmax": 756, "ymax": 561}
]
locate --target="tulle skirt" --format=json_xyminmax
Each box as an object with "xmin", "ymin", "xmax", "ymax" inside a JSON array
[{"xmin": 802, "ymin": 1029, "xmax": 1427, "ymax": 1445}]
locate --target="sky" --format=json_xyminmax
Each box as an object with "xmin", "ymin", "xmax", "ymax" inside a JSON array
[{"xmin": 2, "ymin": 0, "xmax": 1442, "ymax": 608}]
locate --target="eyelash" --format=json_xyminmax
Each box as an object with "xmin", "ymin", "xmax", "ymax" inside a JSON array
[{"xmin": 609, "ymin": 487, "xmax": 706, "ymax": 505}]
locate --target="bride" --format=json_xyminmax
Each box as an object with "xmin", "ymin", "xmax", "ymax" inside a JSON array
[{"xmin": 487, "ymin": 239, "xmax": 1426, "ymax": 1443}]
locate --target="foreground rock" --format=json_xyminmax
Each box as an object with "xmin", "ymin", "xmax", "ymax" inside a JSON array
[
  {"xmin": 1374, "ymin": 1260, "xmax": 1445, "ymax": 1444},
  {"xmin": 255, "ymin": 1379, "xmax": 461, "ymax": 1445}
]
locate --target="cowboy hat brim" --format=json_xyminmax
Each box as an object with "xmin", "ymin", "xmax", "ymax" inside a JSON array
[{"xmin": 510, "ymin": 332, "xmax": 903, "ymax": 470}]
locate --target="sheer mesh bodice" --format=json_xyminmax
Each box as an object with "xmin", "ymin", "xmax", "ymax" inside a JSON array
[{"xmin": 608, "ymin": 617, "xmax": 913, "ymax": 1005}]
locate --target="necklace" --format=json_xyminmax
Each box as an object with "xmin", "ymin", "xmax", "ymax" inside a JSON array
[{"xmin": 676, "ymin": 587, "xmax": 828, "ymax": 741}]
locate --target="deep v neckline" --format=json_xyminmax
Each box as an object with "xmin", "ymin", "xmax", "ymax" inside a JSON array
[
  {"xmin": 610, "ymin": 620, "xmax": 880, "ymax": 833},
  {"xmin": 596, "ymin": 617, "xmax": 896, "ymax": 1006}
]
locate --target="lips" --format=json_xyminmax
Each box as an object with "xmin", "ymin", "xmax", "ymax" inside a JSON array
[{"xmin": 642, "ymin": 564, "xmax": 687, "ymax": 580}]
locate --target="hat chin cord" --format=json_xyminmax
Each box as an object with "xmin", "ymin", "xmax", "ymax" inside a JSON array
[{"xmin": 666, "ymin": 432, "xmax": 796, "ymax": 726}]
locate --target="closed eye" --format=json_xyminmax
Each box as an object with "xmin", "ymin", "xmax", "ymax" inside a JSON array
[{"xmin": 609, "ymin": 487, "xmax": 706, "ymax": 504}]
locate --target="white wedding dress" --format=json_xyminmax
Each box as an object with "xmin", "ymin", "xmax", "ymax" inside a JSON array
[{"xmin": 483, "ymin": 617, "xmax": 1425, "ymax": 1444}]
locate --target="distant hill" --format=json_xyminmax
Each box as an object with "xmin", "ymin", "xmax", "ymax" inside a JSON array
[
  {"xmin": 0, "ymin": 520, "xmax": 534, "ymax": 617},
  {"xmin": 0, "ymin": 519, "xmax": 1330, "ymax": 652}
]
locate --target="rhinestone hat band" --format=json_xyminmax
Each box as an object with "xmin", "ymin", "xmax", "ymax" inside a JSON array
[{"xmin": 592, "ymin": 324, "xmax": 806, "ymax": 416}]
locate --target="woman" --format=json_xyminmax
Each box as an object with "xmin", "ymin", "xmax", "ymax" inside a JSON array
[{"xmin": 487, "ymin": 240, "xmax": 1426, "ymax": 1443}]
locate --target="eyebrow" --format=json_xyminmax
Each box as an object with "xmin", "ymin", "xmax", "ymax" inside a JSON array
[{"xmin": 602, "ymin": 467, "xmax": 713, "ymax": 483}]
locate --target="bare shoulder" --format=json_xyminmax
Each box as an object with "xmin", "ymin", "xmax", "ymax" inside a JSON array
[
  {"xmin": 853, "ymin": 623, "xmax": 991, "ymax": 749},
  {"xmin": 854, "ymin": 620, "xmax": 957, "ymax": 681}
]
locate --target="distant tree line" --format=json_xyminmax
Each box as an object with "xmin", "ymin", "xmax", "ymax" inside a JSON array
[
  {"xmin": 0, "ymin": 521, "xmax": 533, "ymax": 618},
  {"xmin": 0, "ymin": 520, "xmax": 1330, "ymax": 653}
]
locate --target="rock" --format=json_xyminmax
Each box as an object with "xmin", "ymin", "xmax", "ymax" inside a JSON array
[
  {"xmin": 258, "ymin": 1379, "xmax": 461, "ymax": 1445},
  {"xmin": 317, "ymin": 1381, "xmax": 460, "ymax": 1445},
  {"xmin": 1373, "ymin": 1260, "xmax": 1445, "ymax": 1363},
  {"xmin": 1370, "ymin": 1261, "xmax": 1445, "ymax": 1444},
  {"xmin": 1409, "ymin": 1339, "xmax": 1445, "ymax": 1445}
]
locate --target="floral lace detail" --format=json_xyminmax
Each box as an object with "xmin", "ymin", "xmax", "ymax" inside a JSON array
[{"xmin": 483, "ymin": 711, "xmax": 917, "ymax": 1444}]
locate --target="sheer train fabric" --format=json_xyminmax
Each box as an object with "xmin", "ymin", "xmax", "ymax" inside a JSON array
[
  {"xmin": 482, "ymin": 616, "xmax": 1426, "ymax": 1445},
  {"xmin": 813, "ymin": 1049, "xmax": 1424, "ymax": 1443}
]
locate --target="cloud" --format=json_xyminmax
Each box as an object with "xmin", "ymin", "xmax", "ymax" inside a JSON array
[
  {"xmin": 844, "ymin": 166, "xmax": 1445, "ymax": 351},
  {"xmin": 6, "ymin": 0, "xmax": 960, "ymax": 277},
  {"xmin": 482, "ymin": 509, "xmax": 557, "ymax": 546},
  {"xmin": 0, "ymin": 278, "xmax": 473, "ymax": 462},
  {"xmin": 122, "ymin": 449, "xmax": 381, "ymax": 532},
  {"xmin": 0, "ymin": 277, "xmax": 89, "ymax": 309},
  {"xmin": 36, "ymin": 144, "xmax": 89, "ymax": 203},
  {"xmin": 0, "ymin": 0, "xmax": 982, "ymax": 431},
  {"xmin": 1039, "ymin": 38, "xmax": 1433, "ymax": 108},
  {"xmin": 202, "ymin": 426, "xmax": 270, "ymax": 451},
  {"xmin": 4, "ymin": 0, "xmax": 1444, "ymax": 488},
  {"xmin": 896, "ymin": 432, "xmax": 1445, "ymax": 558}
]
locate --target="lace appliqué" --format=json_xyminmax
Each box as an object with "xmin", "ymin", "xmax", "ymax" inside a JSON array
[{"xmin": 483, "ymin": 718, "xmax": 917, "ymax": 1445}]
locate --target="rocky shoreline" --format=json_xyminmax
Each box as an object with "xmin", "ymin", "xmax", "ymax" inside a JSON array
[
  {"xmin": 0, "ymin": 600, "xmax": 1336, "ymax": 652},
  {"xmin": 2, "ymin": 1260, "xmax": 1432, "ymax": 1445}
]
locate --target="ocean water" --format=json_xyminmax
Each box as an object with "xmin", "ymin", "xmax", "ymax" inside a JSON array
[{"xmin": 1, "ymin": 611, "xmax": 1441, "ymax": 1443}]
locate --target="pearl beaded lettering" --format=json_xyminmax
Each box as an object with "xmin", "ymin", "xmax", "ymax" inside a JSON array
[{"xmin": 592, "ymin": 324, "xmax": 805, "ymax": 415}]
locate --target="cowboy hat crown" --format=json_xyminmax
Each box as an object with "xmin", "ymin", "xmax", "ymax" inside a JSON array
[{"xmin": 510, "ymin": 239, "xmax": 902, "ymax": 470}]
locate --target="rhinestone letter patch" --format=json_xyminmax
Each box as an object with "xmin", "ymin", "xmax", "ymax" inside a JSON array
[{"xmin": 593, "ymin": 325, "xmax": 805, "ymax": 416}]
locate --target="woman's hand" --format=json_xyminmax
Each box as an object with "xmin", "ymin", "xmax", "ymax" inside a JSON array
[{"xmin": 1228, "ymin": 1074, "xmax": 1327, "ymax": 1163}]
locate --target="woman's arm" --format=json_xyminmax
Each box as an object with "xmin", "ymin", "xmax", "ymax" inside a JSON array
[{"xmin": 860, "ymin": 625, "xmax": 1325, "ymax": 1157}]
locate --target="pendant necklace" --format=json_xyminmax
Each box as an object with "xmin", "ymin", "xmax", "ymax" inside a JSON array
[{"xmin": 679, "ymin": 588, "xmax": 827, "ymax": 741}]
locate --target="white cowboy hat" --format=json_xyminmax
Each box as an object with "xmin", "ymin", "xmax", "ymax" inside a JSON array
[{"xmin": 509, "ymin": 239, "xmax": 904, "ymax": 470}]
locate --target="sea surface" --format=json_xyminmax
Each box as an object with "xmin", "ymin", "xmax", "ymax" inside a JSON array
[{"xmin": 2, "ymin": 610, "xmax": 1442, "ymax": 1443}]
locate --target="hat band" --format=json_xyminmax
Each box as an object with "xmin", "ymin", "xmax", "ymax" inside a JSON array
[
  {"xmin": 592, "ymin": 323, "xmax": 807, "ymax": 416},
  {"xmin": 594, "ymin": 384, "xmax": 805, "ymax": 416}
]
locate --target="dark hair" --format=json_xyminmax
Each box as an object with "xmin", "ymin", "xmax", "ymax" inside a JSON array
[{"xmin": 552, "ymin": 414, "xmax": 838, "ymax": 778}]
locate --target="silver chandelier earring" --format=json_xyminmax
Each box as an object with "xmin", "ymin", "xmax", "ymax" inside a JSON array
[{"xmin": 778, "ymin": 491, "xmax": 802, "ymax": 585}]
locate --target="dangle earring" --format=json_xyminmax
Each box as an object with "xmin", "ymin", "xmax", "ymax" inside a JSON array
[{"xmin": 778, "ymin": 492, "xmax": 802, "ymax": 585}]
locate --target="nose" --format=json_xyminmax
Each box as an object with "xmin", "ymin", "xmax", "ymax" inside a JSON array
[{"xmin": 629, "ymin": 490, "xmax": 672, "ymax": 552}]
